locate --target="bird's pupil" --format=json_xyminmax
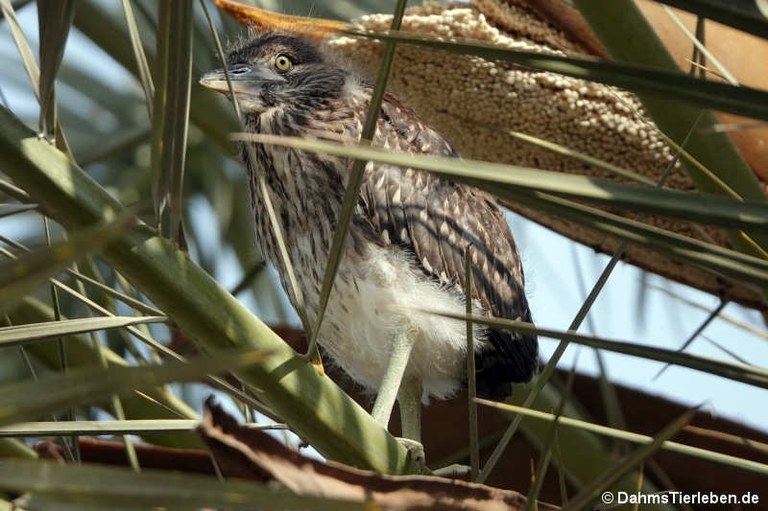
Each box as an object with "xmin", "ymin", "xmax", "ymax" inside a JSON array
[{"xmin": 276, "ymin": 55, "xmax": 291, "ymax": 70}]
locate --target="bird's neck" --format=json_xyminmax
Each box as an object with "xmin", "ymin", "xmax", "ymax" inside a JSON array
[
  {"xmin": 239, "ymin": 74, "xmax": 370, "ymax": 258},
  {"xmin": 240, "ymin": 101, "xmax": 350, "ymax": 262}
]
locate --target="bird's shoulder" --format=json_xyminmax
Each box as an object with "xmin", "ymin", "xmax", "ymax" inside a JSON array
[
  {"xmin": 374, "ymin": 91, "xmax": 457, "ymax": 158},
  {"xmin": 354, "ymin": 89, "xmax": 525, "ymax": 314}
]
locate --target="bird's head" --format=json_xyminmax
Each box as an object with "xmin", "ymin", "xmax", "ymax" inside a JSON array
[{"xmin": 199, "ymin": 32, "xmax": 348, "ymax": 114}]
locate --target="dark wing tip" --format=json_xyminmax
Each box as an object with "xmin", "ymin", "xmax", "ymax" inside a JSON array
[{"xmin": 475, "ymin": 329, "xmax": 539, "ymax": 400}]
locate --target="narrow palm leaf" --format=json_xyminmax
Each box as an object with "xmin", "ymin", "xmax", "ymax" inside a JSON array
[
  {"xmin": 0, "ymin": 419, "xmax": 213, "ymax": 436},
  {"xmin": 120, "ymin": 0, "xmax": 154, "ymax": 118},
  {"xmin": 651, "ymin": 0, "xmax": 768, "ymax": 38},
  {"xmin": 0, "ymin": 350, "xmax": 266, "ymax": 427},
  {"xmin": 0, "ymin": 419, "xmax": 284, "ymax": 436},
  {"xmin": 36, "ymin": 0, "xmax": 75, "ymax": 137},
  {"xmin": 0, "ymin": 439, "xmax": 35, "ymax": 459},
  {"xmin": 151, "ymin": 1, "xmax": 193, "ymax": 240},
  {"xmin": 239, "ymin": 135, "xmax": 768, "ymax": 234},
  {"xmin": 342, "ymin": 28, "xmax": 768, "ymax": 125},
  {"xmin": 0, "ymin": 316, "xmax": 165, "ymax": 348},
  {"xmin": 0, "ymin": 204, "xmax": 37, "ymax": 218},
  {"xmin": 0, "ymin": 0, "xmax": 72, "ymax": 155},
  {"xmin": 429, "ymin": 312, "xmax": 768, "ymax": 389}
]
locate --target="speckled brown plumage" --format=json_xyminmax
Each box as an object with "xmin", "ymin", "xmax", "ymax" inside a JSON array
[{"xmin": 201, "ymin": 32, "xmax": 538, "ymax": 401}]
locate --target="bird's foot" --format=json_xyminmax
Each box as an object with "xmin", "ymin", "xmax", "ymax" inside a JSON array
[
  {"xmin": 299, "ymin": 345, "xmax": 325, "ymax": 376},
  {"xmin": 396, "ymin": 437, "xmax": 425, "ymax": 466}
]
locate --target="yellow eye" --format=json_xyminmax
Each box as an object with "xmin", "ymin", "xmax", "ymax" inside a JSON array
[{"xmin": 274, "ymin": 54, "xmax": 293, "ymax": 72}]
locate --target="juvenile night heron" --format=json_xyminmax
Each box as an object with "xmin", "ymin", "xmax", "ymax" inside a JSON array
[{"xmin": 200, "ymin": 31, "xmax": 538, "ymax": 454}]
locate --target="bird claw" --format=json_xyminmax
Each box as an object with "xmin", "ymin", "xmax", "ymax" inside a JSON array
[
  {"xmin": 299, "ymin": 349, "xmax": 325, "ymax": 376},
  {"xmin": 396, "ymin": 437, "xmax": 426, "ymax": 466}
]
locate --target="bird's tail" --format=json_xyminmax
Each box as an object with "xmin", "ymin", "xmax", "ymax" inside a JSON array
[{"xmin": 474, "ymin": 314, "xmax": 539, "ymax": 401}]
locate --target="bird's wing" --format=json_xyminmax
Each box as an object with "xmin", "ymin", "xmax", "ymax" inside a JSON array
[
  {"xmin": 360, "ymin": 93, "xmax": 523, "ymax": 316},
  {"xmin": 357, "ymin": 93, "xmax": 538, "ymax": 391}
]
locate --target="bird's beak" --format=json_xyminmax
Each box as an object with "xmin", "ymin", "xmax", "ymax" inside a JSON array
[
  {"xmin": 199, "ymin": 69, "xmax": 235, "ymax": 94},
  {"xmin": 199, "ymin": 67, "xmax": 277, "ymax": 96}
]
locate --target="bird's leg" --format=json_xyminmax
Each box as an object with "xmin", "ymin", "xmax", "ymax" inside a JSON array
[
  {"xmin": 370, "ymin": 321, "xmax": 417, "ymax": 426},
  {"xmin": 397, "ymin": 376, "xmax": 421, "ymax": 443},
  {"xmin": 396, "ymin": 375, "xmax": 425, "ymax": 464},
  {"xmin": 370, "ymin": 321, "xmax": 426, "ymax": 464}
]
